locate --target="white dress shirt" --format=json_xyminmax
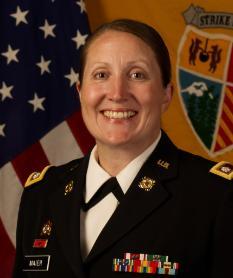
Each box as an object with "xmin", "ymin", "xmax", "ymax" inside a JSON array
[{"xmin": 80, "ymin": 131, "xmax": 161, "ymax": 258}]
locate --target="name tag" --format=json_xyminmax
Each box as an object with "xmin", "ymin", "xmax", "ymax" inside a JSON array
[{"xmin": 23, "ymin": 255, "xmax": 50, "ymax": 271}]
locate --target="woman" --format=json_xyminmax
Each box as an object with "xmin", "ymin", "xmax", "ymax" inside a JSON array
[{"xmin": 13, "ymin": 19, "xmax": 233, "ymax": 278}]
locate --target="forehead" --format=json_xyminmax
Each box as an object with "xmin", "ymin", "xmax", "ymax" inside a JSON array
[{"xmin": 86, "ymin": 30, "xmax": 157, "ymax": 61}]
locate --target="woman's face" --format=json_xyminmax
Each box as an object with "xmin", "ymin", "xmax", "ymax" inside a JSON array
[{"xmin": 78, "ymin": 30, "xmax": 172, "ymax": 151}]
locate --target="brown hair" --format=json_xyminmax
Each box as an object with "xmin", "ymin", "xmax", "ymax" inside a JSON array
[{"xmin": 79, "ymin": 19, "xmax": 171, "ymax": 87}]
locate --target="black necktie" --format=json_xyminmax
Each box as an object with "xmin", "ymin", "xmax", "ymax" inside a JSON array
[{"xmin": 82, "ymin": 177, "xmax": 124, "ymax": 211}]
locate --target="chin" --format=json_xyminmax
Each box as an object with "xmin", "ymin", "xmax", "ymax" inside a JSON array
[{"xmin": 98, "ymin": 136, "xmax": 133, "ymax": 148}]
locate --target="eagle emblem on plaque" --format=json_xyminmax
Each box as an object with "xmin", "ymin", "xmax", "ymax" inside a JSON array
[{"xmin": 177, "ymin": 26, "xmax": 233, "ymax": 156}]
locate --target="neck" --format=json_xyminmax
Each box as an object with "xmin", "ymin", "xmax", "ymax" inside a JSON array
[{"xmin": 95, "ymin": 138, "xmax": 158, "ymax": 176}]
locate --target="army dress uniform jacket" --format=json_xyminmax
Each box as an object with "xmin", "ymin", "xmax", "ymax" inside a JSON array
[{"xmin": 13, "ymin": 132, "xmax": 233, "ymax": 278}]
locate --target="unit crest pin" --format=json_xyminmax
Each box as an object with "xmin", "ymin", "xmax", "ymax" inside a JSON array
[
  {"xmin": 138, "ymin": 177, "xmax": 156, "ymax": 191},
  {"xmin": 40, "ymin": 220, "xmax": 53, "ymax": 237}
]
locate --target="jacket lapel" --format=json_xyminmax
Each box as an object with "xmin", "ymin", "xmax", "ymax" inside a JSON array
[
  {"xmin": 85, "ymin": 132, "xmax": 179, "ymax": 263},
  {"xmin": 50, "ymin": 155, "xmax": 89, "ymax": 277}
]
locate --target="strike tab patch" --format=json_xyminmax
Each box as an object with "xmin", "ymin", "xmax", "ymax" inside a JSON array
[
  {"xmin": 210, "ymin": 161, "xmax": 233, "ymax": 180},
  {"xmin": 23, "ymin": 255, "xmax": 50, "ymax": 271}
]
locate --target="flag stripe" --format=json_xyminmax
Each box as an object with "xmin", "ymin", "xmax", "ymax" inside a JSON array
[
  {"xmin": 0, "ymin": 218, "xmax": 15, "ymax": 278},
  {"xmin": 225, "ymin": 94, "xmax": 233, "ymax": 113},
  {"xmin": 0, "ymin": 163, "xmax": 23, "ymax": 246},
  {"xmin": 220, "ymin": 118, "xmax": 233, "ymax": 141},
  {"xmin": 222, "ymin": 110, "xmax": 233, "ymax": 134},
  {"xmin": 218, "ymin": 126, "xmax": 232, "ymax": 146},
  {"xmin": 216, "ymin": 133, "xmax": 227, "ymax": 149},
  {"xmin": 12, "ymin": 142, "xmax": 50, "ymax": 185},
  {"xmin": 226, "ymin": 86, "xmax": 233, "ymax": 104},
  {"xmin": 215, "ymin": 134, "xmax": 226, "ymax": 150},
  {"xmin": 223, "ymin": 102, "xmax": 233, "ymax": 123},
  {"xmin": 214, "ymin": 141, "xmax": 222, "ymax": 151},
  {"xmin": 40, "ymin": 119, "xmax": 83, "ymax": 166},
  {"xmin": 67, "ymin": 110, "xmax": 95, "ymax": 154}
]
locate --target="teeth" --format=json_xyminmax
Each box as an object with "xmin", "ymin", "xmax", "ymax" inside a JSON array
[{"xmin": 103, "ymin": 110, "xmax": 136, "ymax": 119}]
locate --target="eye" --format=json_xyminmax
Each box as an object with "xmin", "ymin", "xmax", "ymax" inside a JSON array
[
  {"xmin": 93, "ymin": 71, "xmax": 108, "ymax": 80},
  {"xmin": 130, "ymin": 71, "xmax": 146, "ymax": 80}
]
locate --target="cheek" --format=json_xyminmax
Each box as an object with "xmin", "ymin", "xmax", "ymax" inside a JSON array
[
  {"xmin": 139, "ymin": 87, "xmax": 164, "ymax": 111},
  {"xmin": 80, "ymin": 87, "xmax": 100, "ymax": 110}
]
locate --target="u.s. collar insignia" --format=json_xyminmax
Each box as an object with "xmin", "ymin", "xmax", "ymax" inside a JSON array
[
  {"xmin": 210, "ymin": 161, "xmax": 233, "ymax": 180},
  {"xmin": 40, "ymin": 220, "xmax": 53, "ymax": 237},
  {"xmin": 138, "ymin": 177, "xmax": 156, "ymax": 191},
  {"xmin": 157, "ymin": 159, "xmax": 170, "ymax": 169},
  {"xmin": 64, "ymin": 180, "xmax": 74, "ymax": 196}
]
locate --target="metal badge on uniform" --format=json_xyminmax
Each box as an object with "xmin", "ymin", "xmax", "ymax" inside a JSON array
[
  {"xmin": 40, "ymin": 220, "xmax": 53, "ymax": 237},
  {"xmin": 23, "ymin": 255, "xmax": 50, "ymax": 271},
  {"xmin": 210, "ymin": 161, "xmax": 233, "ymax": 180},
  {"xmin": 31, "ymin": 172, "xmax": 40, "ymax": 179},
  {"xmin": 138, "ymin": 177, "xmax": 156, "ymax": 191},
  {"xmin": 64, "ymin": 180, "xmax": 74, "ymax": 196},
  {"xmin": 157, "ymin": 159, "xmax": 170, "ymax": 169}
]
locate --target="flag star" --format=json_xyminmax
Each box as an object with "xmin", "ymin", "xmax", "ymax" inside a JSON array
[
  {"xmin": 36, "ymin": 56, "xmax": 51, "ymax": 75},
  {"xmin": 72, "ymin": 30, "xmax": 88, "ymax": 49},
  {"xmin": 28, "ymin": 93, "xmax": 46, "ymax": 112},
  {"xmin": 0, "ymin": 82, "xmax": 14, "ymax": 101},
  {"xmin": 10, "ymin": 6, "xmax": 29, "ymax": 26},
  {"xmin": 0, "ymin": 123, "xmax": 6, "ymax": 137},
  {"xmin": 76, "ymin": 0, "xmax": 86, "ymax": 13},
  {"xmin": 1, "ymin": 45, "xmax": 19, "ymax": 65},
  {"xmin": 39, "ymin": 19, "xmax": 56, "ymax": 39},
  {"xmin": 65, "ymin": 68, "xmax": 79, "ymax": 87}
]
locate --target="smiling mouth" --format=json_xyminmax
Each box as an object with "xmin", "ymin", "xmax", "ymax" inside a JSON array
[{"xmin": 102, "ymin": 110, "xmax": 136, "ymax": 119}]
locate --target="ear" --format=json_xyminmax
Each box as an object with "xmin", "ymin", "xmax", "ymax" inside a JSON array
[
  {"xmin": 161, "ymin": 82, "xmax": 173, "ymax": 113},
  {"xmin": 76, "ymin": 81, "xmax": 81, "ymax": 98}
]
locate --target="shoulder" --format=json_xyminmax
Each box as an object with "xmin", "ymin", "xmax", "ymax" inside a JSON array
[
  {"xmin": 23, "ymin": 157, "xmax": 84, "ymax": 191},
  {"xmin": 176, "ymin": 150, "xmax": 233, "ymax": 210},
  {"xmin": 209, "ymin": 161, "xmax": 233, "ymax": 180},
  {"xmin": 179, "ymin": 149, "xmax": 233, "ymax": 182}
]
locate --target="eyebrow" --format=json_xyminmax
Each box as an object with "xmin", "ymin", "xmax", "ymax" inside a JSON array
[{"xmin": 88, "ymin": 59, "xmax": 151, "ymax": 68}]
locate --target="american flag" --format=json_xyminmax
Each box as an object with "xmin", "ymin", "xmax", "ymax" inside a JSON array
[{"xmin": 0, "ymin": 1, "xmax": 94, "ymax": 277}]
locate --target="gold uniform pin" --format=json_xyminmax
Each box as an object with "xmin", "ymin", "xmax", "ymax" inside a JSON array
[
  {"xmin": 157, "ymin": 159, "xmax": 170, "ymax": 169},
  {"xmin": 40, "ymin": 220, "xmax": 53, "ymax": 237},
  {"xmin": 138, "ymin": 177, "xmax": 156, "ymax": 191},
  {"xmin": 64, "ymin": 180, "xmax": 74, "ymax": 195}
]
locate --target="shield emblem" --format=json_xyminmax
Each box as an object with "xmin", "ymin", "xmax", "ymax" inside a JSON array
[{"xmin": 177, "ymin": 26, "xmax": 233, "ymax": 157}]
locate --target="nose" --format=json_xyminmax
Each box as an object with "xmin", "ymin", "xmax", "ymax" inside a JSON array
[{"xmin": 108, "ymin": 76, "xmax": 128, "ymax": 102}]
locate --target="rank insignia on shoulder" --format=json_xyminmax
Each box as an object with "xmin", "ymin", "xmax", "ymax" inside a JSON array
[
  {"xmin": 24, "ymin": 165, "xmax": 51, "ymax": 187},
  {"xmin": 209, "ymin": 161, "xmax": 233, "ymax": 180}
]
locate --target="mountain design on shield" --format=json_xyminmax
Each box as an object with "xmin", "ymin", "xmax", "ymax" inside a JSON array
[{"xmin": 177, "ymin": 26, "xmax": 233, "ymax": 156}]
